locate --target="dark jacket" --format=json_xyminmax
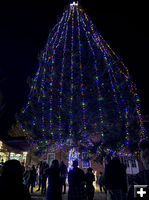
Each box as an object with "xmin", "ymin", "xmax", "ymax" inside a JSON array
[
  {"xmin": 46, "ymin": 167, "xmax": 62, "ymax": 200},
  {"xmin": 68, "ymin": 167, "xmax": 87, "ymax": 200},
  {"xmin": 104, "ymin": 159, "xmax": 127, "ymax": 190},
  {"xmin": 0, "ymin": 176, "xmax": 31, "ymax": 200},
  {"xmin": 29, "ymin": 167, "xmax": 36, "ymax": 185},
  {"xmin": 85, "ymin": 172, "xmax": 95, "ymax": 187},
  {"xmin": 60, "ymin": 163, "xmax": 67, "ymax": 178}
]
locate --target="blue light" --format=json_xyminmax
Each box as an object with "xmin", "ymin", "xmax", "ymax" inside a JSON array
[{"xmin": 125, "ymin": 141, "xmax": 129, "ymax": 145}]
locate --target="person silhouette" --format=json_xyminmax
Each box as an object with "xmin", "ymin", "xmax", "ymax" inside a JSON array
[
  {"xmin": 60, "ymin": 161, "xmax": 67, "ymax": 194},
  {"xmin": 37, "ymin": 161, "xmax": 43, "ymax": 191},
  {"xmin": 46, "ymin": 159, "xmax": 62, "ymax": 200},
  {"xmin": 23, "ymin": 165, "xmax": 31, "ymax": 190},
  {"xmin": 85, "ymin": 167, "xmax": 95, "ymax": 200},
  {"xmin": 104, "ymin": 156, "xmax": 126, "ymax": 200},
  {"xmin": 41, "ymin": 162, "xmax": 49, "ymax": 194},
  {"xmin": 28, "ymin": 165, "xmax": 36, "ymax": 193},
  {"xmin": 0, "ymin": 159, "xmax": 31, "ymax": 200},
  {"xmin": 68, "ymin": 160, "xmax": 87, "ymax": 200},
  {"xmin": 98, "ymin": 172, "xmax": 104, "ymax": 192}
]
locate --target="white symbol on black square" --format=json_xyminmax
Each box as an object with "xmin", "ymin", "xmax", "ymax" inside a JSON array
[{"xmin": 134, "ymin": 185, "xmax": 149, "ymax": 199}]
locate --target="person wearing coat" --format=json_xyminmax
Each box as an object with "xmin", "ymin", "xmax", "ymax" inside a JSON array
[
  {"xmin": 98, "ymin": 172, "xmax": 104, "ymax": 192},
  {"xmin": 46, "ymin": 159, "xmax": 62, "ymax": 200},
  {"xmin": 60, "ymin": 161, "xmax": 67, "ymax": 194},
  {"xmin": 28, "ymin": 165, "xmax": 36, "ymax": 193},
  {"xmin": 104, "ymin": 156, "xmax": 127, "ymax": 200},
  {"xmin": 0, "ymin": 159, "xmax": 31, "ymax": 200},
  {"xmin": 68, "ymin": 160, "xmax": 87, "ymax": 200},
  {"xmin": 85, "ymin": 168, "xmax": 95, "ymax": 200},
  {"xmin": 23, "ymin": 165, "xmax": 31, "ymax": 190}
]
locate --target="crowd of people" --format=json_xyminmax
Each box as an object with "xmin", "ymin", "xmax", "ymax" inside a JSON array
[
  {"xmin": 101, "ymin": 139, "xmax": 149, "ymax": 200},
  {"xmin": 0, "ymin": 139, "xmax": 149, "ymax": 200}
]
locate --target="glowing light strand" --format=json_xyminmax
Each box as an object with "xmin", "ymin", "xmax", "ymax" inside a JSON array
[
  {"xmin": 69, "ymin": 7, "xmax": 75, "ymax": 134},
  {"xmin": 99, "ymin": 42, "xmax": 123, "ymax": 121},
  {"xmin": 42, "ymin": 10, "xmax": 68, "ymax": 62},
  {"xmin": 93, "ymin": 31, "xmax": 146, "ymax": 140},
  {"xmin": 58, "ymin": 8, "xmax": 72, "ymax": 131},
  {"xmin": 48, "ymin": 10, "xmax": 69, "ymax": 136},
  {"xmin": 19, "ymin": 3, "xmax": 146, "ymax": 149},
  {"xmin": 92, "ymin": 37, "xmax": 131, "ymax": 147},
  {"xmin": 22, "ymin": 66, "xmax": 42, "ymax": 113},
  {"xmin": 76, "ymin": 7, "xmax": 87, "ymax": 130},
  {"xmin": 40, "ymin": 67, "xmax": 46, "ymax": 136},
  {"xmin": 98, "ymin": 38, "xmax": 145, "ymax": 141},
  {"xmin": 22, "ymin": 16, "xmax": 66, "ymax": 113},
  {"xmin": 68, "ymin": 147, "xmax": 80, "ymax": 171},
  {"xmin": 95, "ymin": 34, "xmax": 130, "ymax": 148},
  {"xmin": 80, "ymin": 13, "xmax": 104, "ymax": 142},
  {"xmin": 19, "ymin": 10, "xmax": 69, "ymax": 141},
  {"xmin": 83, "ymin": 12, "xmax": 123, "ymax": 121},
  {"xmin": 83, "ymin": 11, "xmax": 145, "ymax": 145}
]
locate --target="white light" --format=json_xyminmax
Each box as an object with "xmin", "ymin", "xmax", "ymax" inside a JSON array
[
  {"xmin": 70, "ymin": 1, "xmax": 78, "ymax": 7},
  {"xmin": 0, "ymin": 141, "xmax": 2, "ymax": 150}
]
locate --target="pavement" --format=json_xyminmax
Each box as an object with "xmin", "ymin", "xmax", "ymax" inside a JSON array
[
  {"xmin": 31, "ymin": 192, "xmax": 106, "ymax": 200},
  {"xmin": 31, "ymin": 186, "xmax": 106, "ymax": 200}
]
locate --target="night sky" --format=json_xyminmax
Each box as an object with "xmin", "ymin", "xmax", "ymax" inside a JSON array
[{"xmin": 0, "ymin": 0, "xmax": 149, "ymax": 138}]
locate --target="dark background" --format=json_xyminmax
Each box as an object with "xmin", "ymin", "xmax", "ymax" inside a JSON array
[{"xmin": 0, "ymin": 0, "xmax": 149, "ymax": 138}]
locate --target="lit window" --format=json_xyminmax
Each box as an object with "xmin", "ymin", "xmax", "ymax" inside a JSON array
[
  {"xmin": 122, "ymin": 156, "xmax": 129, "ymax": 167},
  {"xmin": 47, "ymin": 153, "xmax": 55, "ymax": 167},
  {"xmin": 130, "ymin": 158, "xmax": 137, "ymax": 168},
  {"xmin": 82, "ymin": 152, "xmax": 91, "ymax": 168}
]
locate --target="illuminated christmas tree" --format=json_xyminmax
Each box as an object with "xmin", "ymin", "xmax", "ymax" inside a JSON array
[{"xmin": 18, "ymin": 1, "xmax": 146, "ymax": 153}]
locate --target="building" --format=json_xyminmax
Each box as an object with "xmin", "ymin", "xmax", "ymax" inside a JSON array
[
  {"xmin": 121, "ymin": 156, "xmax": 140, "ymax": 175},
  {"xmin": 0, "ymin": 139, "xmax": 28, "ymax": 165},
  {"xmin": 40, "ymin": 145, "xmax": 105, "ymax": 184},
  {"xmin": 39, "ymin": 143, "xmax": 146, "ymax": 184},
  {"xmin": 0, "ymin": 140, "xmax": 9, "ymax": 163}
]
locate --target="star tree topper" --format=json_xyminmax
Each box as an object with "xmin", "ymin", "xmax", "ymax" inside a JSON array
[{"xmin": 70, "ymin": 1, "xmax": 79, "ymax": 7}]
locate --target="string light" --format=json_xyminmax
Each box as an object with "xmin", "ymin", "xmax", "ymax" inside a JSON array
[
  {"xmin": 68, "ymin": 147, "xmax": 80, "ymax": 171},
  {"xmin": 82, "ymin": 10, "xmax": 146, "ymax": 151},
  {"xmin": 18, "ymin": 2, "xmax": 146, "ymax": 153},
  {"xmin": 69, "ymin": 6, "xmax": 75, "ymax": 134},
  {"xmin": 76, "ymin": 6, "xmax": 87, "ymax": 130},
  {"xmin": 58, "ymin": 7, "xmax": 72, "ymax": 131},
  {"xmin": 80, "ymin": 13, "xmax": 104, "ymax": 143}
]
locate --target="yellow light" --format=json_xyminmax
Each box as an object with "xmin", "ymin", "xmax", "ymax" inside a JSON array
[
  {"xmin": 0, "ymin": 141, "xmax": 2, "ymax": 150},
  {"xmin": 23, "ymin": 152, "xmax": 28, "ymax": 155}
]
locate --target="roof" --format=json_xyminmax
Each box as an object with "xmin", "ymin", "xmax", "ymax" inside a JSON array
[{"xmin": 6, "ymin": 138, "xmax": 30, "ymax": 152}]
